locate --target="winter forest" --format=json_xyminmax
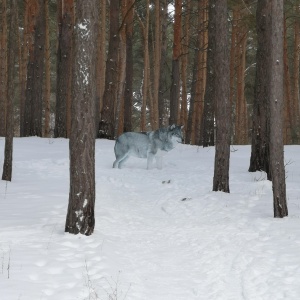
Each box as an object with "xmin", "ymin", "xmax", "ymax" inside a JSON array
[{"xmin": 1, "ymin": 0, "xmax": 300, "ymax": 232}]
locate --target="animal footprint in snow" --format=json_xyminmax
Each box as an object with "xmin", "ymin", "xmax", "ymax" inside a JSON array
[{"xmin": 162, "ymin": 180, "xmax": 171, "ymax": 184}]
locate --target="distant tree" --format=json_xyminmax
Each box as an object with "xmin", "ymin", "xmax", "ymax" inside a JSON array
[
  {"xmin": 169, "ymin": 0, "xmax": 182, "ymax": 126},
  {"xmin": 212, "ymin": 0, "xmax": 231, "ymax": 193},
  {"xmin": 99, "ymin": 0, "xmax": 120, "ymax": 139},
  {"xmin": 268, "ymin": 0, "xmax": 288, "ymax": 218},
  {"xmin": 65, "ymin": 0, "xmax": 98, "ymax": 235},
  {"xmin": 55, "ymin": 0, "xmax": 74, "ymax": 138},
  {"xmin": 202, "ymin": 0, "xmax": 216, "ymax": 147},
  {"xmin": 123, "ymin": 0, "xmax": 134, "ymax": 133},
  {"xmin": 24, "ymin": 0, "xmax": 46, "ymax": 137},
  {"xmin": 249, "ymin": 0, "xmax": 270, "ymax": 177},
  {"xmin": 2, "ymin": 0, "xmax": 18, "ymax": 181},
  {"xmin": 0, "ymin": 0, "xmax": 7, "ymax": 137},
  {"xmin": 44, "ymin": 0, "xmax": 51, "ymax": 137}
]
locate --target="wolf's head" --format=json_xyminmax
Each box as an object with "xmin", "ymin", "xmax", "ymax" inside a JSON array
[{"xmin": 168, "ymin": 124, "xmax": 184, "ymax": 145}]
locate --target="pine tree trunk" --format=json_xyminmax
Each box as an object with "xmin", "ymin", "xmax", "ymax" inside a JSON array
[
  {"xmin": 44, "ymin": 0, "xmax": 51, "ymax": 137},
  {"xmin": 202, "ymin": 0, "xmax": 216, "ymax": 147},
  {"xmin": 100, "ymin": 0, "xmax": 119, "ymax": 139},
  {"xmin": 292, "ymin": 7, "xmax": 300, "ymax": 142},
  {"xmin": 0, "ymin": 0, "xmax": 7, "ymax": 136},
  {"xmin": 268, "ymin": 0, "xmax": 288, "ymax": 218},
  {"xmin": 158, "ymin": 0, "xmax": 168, "ymax": 127},
  {"xmin": 65, "ymin": 0, "xmax": 98, "ymax": 235},
  {"xmin": 283, "ymin": 17, "xmax": 293, "ymax": 144},
  {"xmin": 212, "ymin": 0, "xmax": 231, "ymax": 193},
  {"xmin": 2, "ymin": 0, "xmax": 18, "ymax": 181},
  {"xmin": 169, "ymin": 0, "xmax": 182, "ymax": 126},
  {"xmin": 24, "ymin": 0, "xmax": 46, "ymax": 137},
  {"xmin": 249, "ymin": 0, "xmax": 270, "ymax": 177},
  {"xmin": 123, "ymin": 0, "xmax": 134, "ymax": 133},
  {"xmin": 152, "ymin": 0, "xmax": 161, "ymax": 130},
  {"xmin": 55, "ymin": 0, "xmax": 74, "ymax": 138}
]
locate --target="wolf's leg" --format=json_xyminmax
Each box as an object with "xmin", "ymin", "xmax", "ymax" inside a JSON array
[
  {"xmin": 155, "ymin": 153, "xmax": 163, "ymax": 170},
  {"xmin": 147, "ymin": 152, "xmax": 155, "ymax": 169},
  {"xmin": 118, "ymin": 156, "xmax": 129, "ymax": 168}
]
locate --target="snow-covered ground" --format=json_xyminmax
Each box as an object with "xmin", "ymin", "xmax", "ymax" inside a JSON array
[{"xmin": 0, "ymin": 137, "xmax": 300, "ymax": 300}]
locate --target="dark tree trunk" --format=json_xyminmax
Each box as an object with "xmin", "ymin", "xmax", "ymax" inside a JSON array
[
  {"xmin": 123, "ymin": 0, "xmax": 134, "ymax": 133},
  {"xmin": 0, "ymin": 0, "xmax": 7, "ymax": 137},
  {"xmin": 99, "ymin": 0, "xmax": 119, "ymax": 139},
  {"xmin": 249, "ymin": 0, "xmax": 270, "ymax": 178},
  {"xmin": 55, "ymin": 0, "xmax": 74, "ymax": 138},
  {"xmin": 202, "ymin": 0, "xmax": 216, "ymax": 147},
  {"xmin": 268, "ymin": 0, "xmax": 288, "ymax": 218},
  {"xmin": 158, "ymin": 0, "xmax": 168, "ymax": 127},
  {"xmin": 24, "ymin": 0, "xmax": 45, "ymax": 137},
  {"xmin": 169, "ymin": 0, "xmax": 181, "ymax": 126},
  {"xmin": 2, "ymin": 0, "xmax": 18, "ymax": 181},
  {"xmin": 65, "ymin": 0, "xmax": 98, "ymax": 235},
  {"xmin": 212, "ymin": 0, "xmax": 231, "ymax": 193}
]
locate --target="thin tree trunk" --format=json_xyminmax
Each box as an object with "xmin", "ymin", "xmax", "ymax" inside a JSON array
[
  {"xmin": 0, "ymin": 0, "xmax": 7, "ymax": 136},
  {"xmin": 169, "ymin": 0, "xmax": 182, "ymax": 126},
  {"xmin": 2, "ymin": 0, "xmax": 18, "ymax": 181},
  {"xmin": 292, "ymin": 7, "xmax": 300, "ymax": 142},
  {"xmin": 212, "ymin": 0, "xmax": 231, "ymax": 193},
  {"xmin": 268, "ymin": 0, "xmax": 288, "ymax": 218},
  {"xmin": 283, "ymin": 16, "xmax": 293, "ymax": 144},
  {"xmin": 202, "ymin": 0, "xmax": 216, "ymax": 147},
  {"xmin": 123, "ymin": 0, "xmax": 134, "ymax": 132},
  {"xmin": 180, "ymin": 0, "xmax": 190, "ymax": 131},
  {"xmin": 158, "ymin": 0, "xmax": 168, "ymax": 127},
  {"xmin": 152, "ymin": 0, "xmax": 161, "ymax": 130},
  {"xmin": 20, "ymin": 0, "xmax": 29, "ymax": 137},
  {"xmin": 44, "ymin": 0, "xmax": 51, "ymax": 137},
  {"xmin": 55, "ymin": 0, "xmax": 74, "ymax": 138},
  {"xmin": 249, "ymin": 0, "xmax": 270, "ymax": 177},
  {"xmin": 24, "ymin": 0, "xmax": 46, "ymax": 137},
  {"xmin": 100, "ymin": 0, "xmax": 119, "ymax": 139}
]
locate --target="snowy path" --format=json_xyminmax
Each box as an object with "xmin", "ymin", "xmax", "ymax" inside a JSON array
[{"xmin": 0, "ymin": 138, "xmax": 300, "ymax": 299}]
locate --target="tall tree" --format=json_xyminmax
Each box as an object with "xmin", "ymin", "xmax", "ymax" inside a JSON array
[
  {"xmin": 0, "ymin": 0, "xmax": 7, "ymax": 136},
  {"xmin": 248, "ymin": 0, "xmax": 270, "ymax": 178},
  {"xmin": 169, "ymin": 0, "xmax": 182, "ymax": 125},
  {"xmin": 24, "ymin": 0, "xmax": 46, "ymax": 137},
  {"xmin": 123, "ymin": 0, "xmax": 134, "ymax": 132},
  {"xmin": 158, "ymin": 0, "xmax": 168, "ymax": 127},
  {"xmin": 44, "ymin": 0, "xmax": 51, "ymax": 137},
  {"xmin": 212, "ymin": 0, "xmax": 231, "ymax": 193},
  {"xmin": 2, "ymin": 0, "xmax": 18, "ymax": 181},
  {"xmin": 202, "ymin": 0, "xmax": 216, "ymax": 147},
  {"xmin": 55, "ymin": 0, "xmax": 74, "ymax": 138},
  {"xmin": 99, "ymin": 0, "xmax": 120, "ymax": 139},
  {"xmin": 65, "ymin": 0, "xmax": 98, "ymax": 235},
  {"xmin": 268, "ymin": 0, "xmax": 288, "ymax": 218}
]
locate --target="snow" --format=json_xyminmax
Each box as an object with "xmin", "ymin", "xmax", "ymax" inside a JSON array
[{"xmin": 0, "ymin": 137, "xmax": 300, "ymax": 300}]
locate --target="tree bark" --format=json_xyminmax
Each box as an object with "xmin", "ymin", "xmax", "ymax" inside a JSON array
[
  {"xmin": 123, "ymin": 0, "xmax": 134, "ymax": 133},
  {"xmin": 55, "ymin": 0, "xmax": 74, "ymax": 138},
  {"xmin": 212, "ymin": 0, "xmax": 231, "ymax": 193},
  {"xmin": 24, "ymin": 0, "xmax": 45, "ymax": 137},
  {"xmin": 169, "ymin": 0, "xmax": 182, "ymax": 126},
  {"xmin": 99, "ymin": 0, "xmax": 119, "ymax": 139},
  {"xmin": 202, "ymin": 0, "xmax": 216, "ymax": 147},
  {"xmin": 0, "ymin": 0, "xmax": 7, "ymax": 136},
  {"xmin": 248, "ymin": 0, "xmax": 270, "ymax": 178},
  {"xmin": 2, "ymin": 0, "xmax": 18, "ymax": 181},
  {"xmin": 268, "ymin": 0, "xmax": 288, "ymax": 218},
  {"xmin": 44, "ymin": 0, "xmax": 51, "ymax": 137},
  {"xmin": 65, "ymin": 0, "xmax": 98, "ymax": 235}
]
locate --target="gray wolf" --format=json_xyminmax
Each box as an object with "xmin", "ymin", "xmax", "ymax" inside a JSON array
[{"xmin": 113, "ymin": 124, "xmax": 184, "ymax": 169}]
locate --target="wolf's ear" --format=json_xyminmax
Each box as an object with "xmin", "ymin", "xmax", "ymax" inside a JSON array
[{"xmin": 170, "ymin": 124, "xmax": 176, "ymax": 130}]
